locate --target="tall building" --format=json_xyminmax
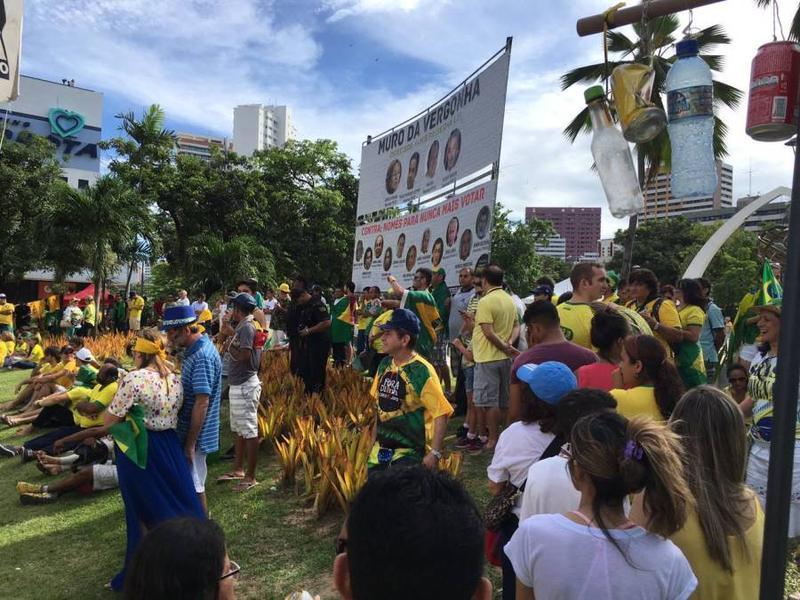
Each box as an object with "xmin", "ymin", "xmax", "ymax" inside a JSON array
[
  {"xmin": 525, "ymin": 207, "xmax": 602, "ymax": 262},
  {"xmin": 0, "ymin": 75, "xmax": 102, "ymax": 189},
  {"xmin": 176, "ymin": 132, "xmax": 232, "ymax": 161},
  {"xmin": 640, "ymin": 161, "xmax": 733, "ymax": 221},
  {"xmin": 233, "ymin": 104, "xmax": 295, "ymax": 155},
  {"xmin": 535, "ymin": 235, "xmax": 566, "ymax": 260},
  {"xmin": 598, "ymin": 238, "xmax": 621, "ymax": 264}
]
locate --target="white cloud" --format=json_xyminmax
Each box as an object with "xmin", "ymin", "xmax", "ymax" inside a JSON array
[{"xmin": 323, "ymin": 0, "xmax": 434, "ymax": 22}]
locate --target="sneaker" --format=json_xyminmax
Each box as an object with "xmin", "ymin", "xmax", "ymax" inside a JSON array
[
  {"xmin": 20, "ymin": 492, "xmax": 57, "ymax": 505},
  {"xmin": 454, "ymin": 435, "xmax": 473, "ymax": 450},
  {"xmin": 0, "ymin": 443, "xmax": 20, "ymax": 457},
  {"xmin": 20, "ymin": 449, "xmax": 36, "ymax": 463},
  {"xmin": 466, "ymin": 438, "xmax": 484, "ymax": 453},
  {"xmin": 455, "ymin": 425, "xmax": 468, "ymax": 440},
  {"xmin": 16, "ymin": 481, "xmax": 42, "ymax": 495}
]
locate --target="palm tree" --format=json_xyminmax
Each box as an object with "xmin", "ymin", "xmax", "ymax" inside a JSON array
[
  {"xmin": 756, "ymin": 0, "xmax": 800, "ymax": 41},
  {"xmin": 560, "ymin": 13, "xmax": 743, "ymax": 275}
]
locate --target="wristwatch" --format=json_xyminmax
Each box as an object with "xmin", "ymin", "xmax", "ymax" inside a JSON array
[{"xmin": 430, "ymin": 449, "xmax": 442, "ymax": 460}]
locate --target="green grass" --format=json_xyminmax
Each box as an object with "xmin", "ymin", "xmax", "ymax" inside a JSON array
[
  {"xmin": 3, "ymin": 367, "xmax": 797, "ymax": 599},
  {"xmin": 0, "ymin": 370, "xmax": 496, "ymax": 599}
]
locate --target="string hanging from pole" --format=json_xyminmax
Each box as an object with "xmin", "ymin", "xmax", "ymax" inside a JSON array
[
  {"xmin": 602, "ymin": 2, "xmax": 626, "ymax": 98},
  {"xmin": 773, "ymin": 0, "xmax": 786, "ymax": 41}
]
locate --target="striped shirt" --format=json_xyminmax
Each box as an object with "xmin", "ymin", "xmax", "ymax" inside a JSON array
[{"xmin": 177, "ymin": 335, "xmax": 223, "ymax": 454}]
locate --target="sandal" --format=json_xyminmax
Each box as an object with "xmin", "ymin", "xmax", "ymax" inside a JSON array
[
  {"xmin": 216, "ymin": 472, "xmax": 245, "ymax": 483},
  {"xmin": 233, "ymin": 479, "xmax": 259, "ymax": 493}
]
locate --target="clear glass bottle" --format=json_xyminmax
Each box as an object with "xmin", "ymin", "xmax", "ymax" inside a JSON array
[{"xmin": 585, "ymin": 85, "xmax": 644, "ymax": 218}]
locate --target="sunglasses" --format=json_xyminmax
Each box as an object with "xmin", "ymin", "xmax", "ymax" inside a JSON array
[
  {"xmin": 335, "ymin": 537, "xmax": 348, "ymax": 555},
  {"xmin": 220, "ymin": 560, "xmax": 241, "ymax": 581}
]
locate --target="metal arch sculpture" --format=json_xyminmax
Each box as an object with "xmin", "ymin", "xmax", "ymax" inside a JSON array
[{"xmin": 682, "ymin": 187, "xmax": 792, "ymax": 279}]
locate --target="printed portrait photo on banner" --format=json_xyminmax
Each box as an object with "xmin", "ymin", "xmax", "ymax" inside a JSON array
[
  {"xmin": 476, "ymin": 205, "xmax": 490, "ymax": 239},
  {"xmin": 396, "ymin": 233, "xmax": 406, "ymax": 258},
  {"xmin": 374, "ymin": 234, "xmax": 384, "ymax": 258},
  {"xmin": 363, "ymin": 247, "xmax": 373, "ymax": 270},
  {"xmin": 431, "ymin": 238, "xmax": 444, "ymax": 268},
  {"xmin": 444, "ymin": 128, "xmax": 461, "ymax": 171},
  {"xmin": 405, "ymin": 245, "xmax": 417, "ymax": 272},
  {"xmin": 385, "ymin": 159, "xmax": 402, "ymax": 194},
  {"xmin": 421, "ymin": 228, "xmax": 431, "ymax": 254},
  {"xmin": 475, "ymin": 253, "xmax": 490, "ymax": 270},
  {"xmin": 383, "ymin": 247, "xmax": 393, "ymax": 272},
  {"xmin": 459, "ymin": 229, "xmax": 473, "ymax": 261},
  {"xmin": 355, "ymin": 240, "xmax": 364, "ymax": 262},
  {"xmin": 407, "ymin": 152, "xmax": 420, "ymax": 190},
  {"xmin": 446, "ymin": 216, "xmax": 460, "ymax": 247},
  {"xmin": 426, "ymin": 140, "xmax": 439, "ymax": 178}
]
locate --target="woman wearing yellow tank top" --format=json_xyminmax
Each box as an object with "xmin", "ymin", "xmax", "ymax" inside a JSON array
[{"xmin": 632, "ymin": 386, "xmax": 763, "ymax": 599}]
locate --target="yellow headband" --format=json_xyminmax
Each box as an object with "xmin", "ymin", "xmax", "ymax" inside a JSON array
[{"xmin": 134, "ymin": 338, "xmax": 167, "ymax": 360}]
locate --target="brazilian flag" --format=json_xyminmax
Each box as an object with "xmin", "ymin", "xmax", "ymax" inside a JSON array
[
  {"xmin": 110, "ymin": 405, "xmax": 148, "ymax": 469},
  {"xmin": 725, "ymin": 262, "xmax": 782, "ymax": 364},
  {"xmin": 330, "ymin": 296, "xmax": 354, "ymax": 344}
]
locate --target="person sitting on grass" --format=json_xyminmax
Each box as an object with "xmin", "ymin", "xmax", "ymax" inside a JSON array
[
  {"xmin": 1, "ymin": 346, "xmax": 78, "ymax": 429},
  {"xmin": 8, "ymin": 333, "xmax": 45, "ymax": 370},
  {"xmin": 0, "ymin": 363, "xmax": 119, "ymax": 461},
  {"xmin": 16, "ymin": 461, "xmax": 119, "ymax": 505},
  {"xmin": 0, "ymin": 346, "xmax": 60, "ymax": 417},
  {"xmin": 334, "ymin": 466, "xmax": 491, "ymax": 600},
  {"xmin": 124, "ymin": 517, "xmax": 238, "ymax": 600}
]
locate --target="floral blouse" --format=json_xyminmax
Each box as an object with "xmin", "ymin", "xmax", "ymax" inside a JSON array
[{"xmin": 107, "ymin": 368, "xmax": 183, "ymax": 431}]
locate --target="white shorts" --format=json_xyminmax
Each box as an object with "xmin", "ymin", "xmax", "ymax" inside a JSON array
[
  {"xmin": 92, "ymin": 464, "xmax": 119, "ymax": 491},
  {"xmin": 129, "ymin": 316, "xmax": 141, "ymax": 331},
  {"xmin": 189, "ymin": 451, "xmax": 208, "ymax": 493},
  {"xmin": 229, "ymin": 375, "xmax": 261, "ymax": 440}
]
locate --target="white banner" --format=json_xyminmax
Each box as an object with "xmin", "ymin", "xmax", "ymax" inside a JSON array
[
  {"xmin": 0, "ymin": 1, "xmax": 23, "ymax": 103},
  {"xmin": 356, "ymin": 50, "xmax": 509, "ymax": 217},
  {"xmin": 352, "ymin": 181, "xmax": 495, "ymax": 288}
]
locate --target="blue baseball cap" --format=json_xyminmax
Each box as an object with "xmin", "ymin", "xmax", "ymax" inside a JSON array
[
  {"xmin": 378, "ymin": 308, "xmax": 421, "ymax": 336},
  {"xmin": 161, "ymin": 305, "xmax": 197, "ymax": 331},
  {"xmin": 516, "ymin": 361, "xmax": 577, "ymax": 405},
  {"xmin": 229, "ymin": 292, "xmax": 257, "ymax": 309}
]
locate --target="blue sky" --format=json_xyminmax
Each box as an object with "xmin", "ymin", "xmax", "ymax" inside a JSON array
[{"xmin": 16, "ymin": 0, "xmax": 796, "ymax": 237}]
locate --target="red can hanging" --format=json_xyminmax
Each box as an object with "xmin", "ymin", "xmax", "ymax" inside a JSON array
[{"xmin": 746, "ymin": 40, "xmax": 800, "ymax": 142}]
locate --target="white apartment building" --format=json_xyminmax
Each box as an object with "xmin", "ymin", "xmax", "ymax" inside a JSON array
[
  {"xmin": 640, "ymin": 161, "xmax": 733, "ymax": 221},
  {"xmin": 233, "ymin": 104, "xmax": 295, "ymax": 155},
  {"xmin": 535, "ymin": 235, "xmax": 567, "ymax": 260},
  {"xmin": 176, "ymin": 132, "xmax": 232, "ymax": 161}
]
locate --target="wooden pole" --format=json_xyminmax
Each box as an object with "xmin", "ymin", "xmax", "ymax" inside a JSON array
[{"xmin": 577, "ymin": 0, "xmax": 724, "ymax": 36}]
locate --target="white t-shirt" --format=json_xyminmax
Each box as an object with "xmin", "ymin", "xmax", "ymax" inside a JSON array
[
  {"xmin": 518, "ymin": 456, "xmax": 581, "ymax": 522},
  {"xmin": 191, "ymin": 301, "xmax": 209, "ymax": 314},
  {"xmin": 505, "ymin": 514, "xmax": 697, "ymax": 600},
  {"xmin": 175, "ymin": 297, "xmax": 190, "ymax": 307},
  {"xmin": 487, "ymin": 421, "xmax": 555, "ymax": 516}
]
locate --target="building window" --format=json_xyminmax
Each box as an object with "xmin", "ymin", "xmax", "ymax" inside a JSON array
[{"xmin": 78, "ymin": 179, "xmax": 90, "ymax": 189}]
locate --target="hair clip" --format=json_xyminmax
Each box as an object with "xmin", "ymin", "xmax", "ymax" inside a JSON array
[{"xmin": 624, "ymin": 440, "xmax": 644, "ymax": 461}]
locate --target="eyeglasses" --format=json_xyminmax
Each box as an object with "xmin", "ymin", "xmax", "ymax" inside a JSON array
[
  {"xmin": 335, "ymin": 537, "xmax": 348, "ymax": 555},
  {"xmin": 220, "ymin": 560, "xmax": 241, "ymax": 581},
  {"xmin": 559, "ymin": 443, "xmax": 572, "ymax": 459}
]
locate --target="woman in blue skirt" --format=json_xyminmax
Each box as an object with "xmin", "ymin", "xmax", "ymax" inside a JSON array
[{"xmin": 104, "ymin": 327, "xmax": 204, "ymax": 591}]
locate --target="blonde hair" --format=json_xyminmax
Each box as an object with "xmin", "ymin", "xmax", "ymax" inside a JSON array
[
  {"xmin": 570, "ymin": 412, "xmax": 691, "ymax": 549},
  {"xmin": 671, "ymin": 386, "xmax": 754, "ymax": 571}
]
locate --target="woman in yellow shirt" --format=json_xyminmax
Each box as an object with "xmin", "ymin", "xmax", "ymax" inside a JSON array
[
  {"xmin": 610, "ymin": 335, "xmax": 684, "ymax": 421},
  {"xmin": 633, "ymin": 386, "xmax": 762, "ymax": 599},
  {"xmin": 674, "ymin": 279, "xmax": 708, "ymax": 389}
]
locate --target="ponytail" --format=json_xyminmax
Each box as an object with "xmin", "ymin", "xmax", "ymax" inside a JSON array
[
  {"xmin": 570, "ymin": 412, "xmax": 691, "ymax": 557},
  {"xmin": 625, "ymin": 417, "xmax": 691, "ymax": 538},
  {"xmin": 624, "ymin": 335, "xmax": 684, "ymax": 419}
]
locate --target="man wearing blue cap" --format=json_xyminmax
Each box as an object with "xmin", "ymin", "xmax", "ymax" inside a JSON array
[
  {"xmin": 369, "ymin": 308, "xmax": 453, "ymax": 473},
  {"xmin": 218, "ymin": 293, "xmax": 263, "ymax": 492},
  {"xmin": 164, "ymin": 304, "xmax": 222, "ymax": 512}
]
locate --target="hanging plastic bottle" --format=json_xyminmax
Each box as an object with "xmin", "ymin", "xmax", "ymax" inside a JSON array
[
  {"xmin": 665, "ymin": 39, "xmax": 717, "ymax": 198},
  {"xmin": 585, "ymin": 85, "xmax": 643, "ymax": 218}
]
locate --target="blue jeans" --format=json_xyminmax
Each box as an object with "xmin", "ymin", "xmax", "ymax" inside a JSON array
[{"xmin": 356, "ymin": 330, "xmax": 368, "ymax": 354}]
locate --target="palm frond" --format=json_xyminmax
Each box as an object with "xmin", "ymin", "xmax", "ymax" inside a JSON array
[
  {"xmin": 560, "ymin": 62, "xmax": 626, "ymax": 90},
  {"xmin": 755, "ymin": 0, "xmax": 771, "ymax": 8},
  {"xmin": 713, "ymin": 115, "xmax": 730, "ymax": 159},
  {"xmin": 791, "ymin": 5, "xmax": 800, "ymax": 41},
  {"xmin": 563, "ymin": 106, "xmax": 591, "ymax": 143},
  {"xmin": 700, "ymin": 54, "xmax": 725, "ymax": 72},
  {"xmin": 713, "ymin": 80, "xmax": 744, "ymax": 111},
  {"xmin": 694, "ymin": 24, "xmax": 732, "ymax": 51},
  {"xmin": 606, "ymin": 30, "xmax": 636, "ymax": 56}
]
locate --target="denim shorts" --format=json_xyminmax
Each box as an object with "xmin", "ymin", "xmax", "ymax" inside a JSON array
[{"xmin": 463, "ymin": 366, "xmax": 475, "ymax": 393}]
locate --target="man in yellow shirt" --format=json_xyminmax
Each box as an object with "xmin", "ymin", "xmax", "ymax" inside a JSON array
[
  {"xmin": 557, "ymin": 262, "xmax": 609, "ymax": 349},
  {"xmin": 627, "ymin": 268, "xmax": 682, "ymax": 361},
  {"xmin": 83, "ymin": 297, "xmax": 97, "ymax": 337},
  {"xmin": 127, "ymin": 291, "xmax": 145, "ymax": 333},
  {"xmin": 0, "ymin": 293, "xmax": 15, "ymax": 332},
  {"xmin": 472, "ymin": 265, "xmax": 520, "ymax": 450}
]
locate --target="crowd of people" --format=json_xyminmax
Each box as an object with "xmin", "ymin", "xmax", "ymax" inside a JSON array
[{"xmin": 0, "ymin": 257, "xmax": 786, "ymax": 598}]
